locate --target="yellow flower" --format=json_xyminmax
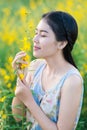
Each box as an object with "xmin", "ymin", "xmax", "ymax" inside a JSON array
[
  {"xmin": 19, "ymin": 7, "xmax": 27, "ymax": 17},
  {"xmin": 7, "ymin": 83, "xmax": 11, "ymax": 88},
  {"xmin": 30, "ymin": 0, "xmax": 37, "ymax": 10},
  {"xmin": 8, "ymin": 56, "xmax": 13, "ymax": 63},
  {"xmin": 20, "ymin": 63, "xmax": 28, "ymax": 69},
  {"xmin": 2, "ymin": 114, "xmax": 7, "ymax": 119},
  {"xmin": 4, "ymin": 75, "xmax": 10, "ymax": 83},
  {"xmin": 19, "ymin": 55, "xmax": 29, "ymax": 69},
  {"xmin": 14, "ymin": 55, "xmax": 29, "ymax": 80},
  {"xmin": 0, "ymin": 96, "xmax": 6, "ymax": 102},
  {"xmin": 66, "ymin": 1, "xmax": 73, "ymax": 8},
  {"xmin": 83, "ymin": 64, "xmax": 87, "ymax": 71},
  {"xmin": 0, "ymin": 110, "xmax": 7, "ymax": 119},
  {"xmin": 0, "ymin": 68, "xmax": 6, "ymax": 76},
  {"xmin": 20, "ymin": 37, "xmax": 31, "ymax": 51},
  {"xmin": 19, "ymin": 73, "xmax": 24, "ymax": 80},
  {"xmin": 22, "ymin": 55, "xmax": 29, "ymax": 61}
]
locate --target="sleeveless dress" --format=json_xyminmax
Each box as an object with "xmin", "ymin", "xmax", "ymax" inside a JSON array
[{"xmin": 26, "ymin": 62, "xmax": 84, "ymax": 130}]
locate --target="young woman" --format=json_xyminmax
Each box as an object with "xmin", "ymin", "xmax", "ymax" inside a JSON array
[{"xmin": 12, "ymin": 11, "xmax": 84, "ymax": 130}]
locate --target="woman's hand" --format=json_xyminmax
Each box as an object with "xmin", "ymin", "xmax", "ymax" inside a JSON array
[
  {"xmin": 12, "ymin": 51, "xmax": 29, "ymax": 80},
  {"xmin": 12, "ymin": 51, "xmax": 28, "ymax": 70},
  {"xmin": 15, "ymin": 77, "xmax": 33, "ymax": 107}
]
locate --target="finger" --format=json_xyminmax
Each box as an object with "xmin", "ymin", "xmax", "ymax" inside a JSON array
[
  {"xmin": 16, "ymin": 51, "xmax": 26, "ymax": 56},
  {"xmin": 16, "ymin": 78, "xmax": 19, "ymax": 87},
  {"xmin": 12, "ymin": 53, "xmax": 27, "ymax": 69},
  {"xmin": 18, "ymin": 78, "xmax": 25, "ymax": 87},
  {"xmin": 22, "ymin": 78, "xmax": 28, "ymax": 87},
  {"xmin": 14, "ymin": 53, "xmax": 27, "ymax": 62},
  {"xmin": 16, "ymin": 60, "xmax": 28, "ymax": 65}
]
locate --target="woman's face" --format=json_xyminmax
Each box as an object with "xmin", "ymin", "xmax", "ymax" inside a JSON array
[{"xmin": 33, "ymin": 19, "xmax": 58, "ymax": 58}]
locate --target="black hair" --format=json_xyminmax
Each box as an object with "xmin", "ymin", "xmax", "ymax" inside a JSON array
[{"xmin": 42, "ymin": 11, "xmax": 78, "ymax": 68}]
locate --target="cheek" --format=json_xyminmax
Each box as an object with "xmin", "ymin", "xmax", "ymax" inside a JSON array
[
  {"xmin": 40, "ymin": 38, "xmax": 55, "ymax": 47},
  {"xmin": 42, "ymin": 41, "xmax": 58, "ymax": 55},
  {"xmin": 41, "ymin": 38, "xmax": 57, "ymax": 49}
]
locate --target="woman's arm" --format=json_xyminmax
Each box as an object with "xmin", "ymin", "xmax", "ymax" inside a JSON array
[
  {"xmin": 57, "ymin": 75, "xmax": 82, "ymax": 130},
  {"xmin": 12, "ymin": 58, "xmax": 57, "ymax": 129},
  {"xmin": 12, "ymin": 97, "xmax": 25, "ymax": 122},
  {"xmin": 12, "ymin": 53, "xmax": 45, "ymax": 122},
  {"xmin": 15, "ymin": 78, "xmax": 58, "ymax": 130}
]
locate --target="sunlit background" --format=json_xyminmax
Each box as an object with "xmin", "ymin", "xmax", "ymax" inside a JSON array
[{"xmin": 0, "ymin": 0, "xmax": 87, "ymax": 129}]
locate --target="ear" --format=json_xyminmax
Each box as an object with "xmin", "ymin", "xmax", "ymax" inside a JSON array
[{"xmin": 57, "ymin": 41, "xmax": 68, "ymax": 50}]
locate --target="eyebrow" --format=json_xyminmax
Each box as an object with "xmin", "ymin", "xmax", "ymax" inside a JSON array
[{"xmin": 35, "ymin": 28, "xmax": 48, "ymax": 33}]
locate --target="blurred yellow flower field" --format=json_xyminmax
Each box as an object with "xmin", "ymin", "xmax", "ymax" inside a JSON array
[{"xmin": 0, "ymin": 0, "xmax": 87, "ymax": 129}]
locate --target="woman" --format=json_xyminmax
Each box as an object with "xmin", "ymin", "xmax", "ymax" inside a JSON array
[{"xmin": 12, "ymin": 11, "xmax": 84, "ymax": 130}]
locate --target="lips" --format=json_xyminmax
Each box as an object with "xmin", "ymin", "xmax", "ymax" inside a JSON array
[{"xmin": 33, "ymin": 46, "xmax": 41, "ymax": 50}]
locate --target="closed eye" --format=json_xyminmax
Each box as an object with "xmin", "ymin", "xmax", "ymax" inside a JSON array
[
  {"xmin": 41, "ymin": 35, "xmax": 47, "ymax": 37},
  {"xmin": 35, "ymin": 32, "xmax": 47, "ymax": 37}
]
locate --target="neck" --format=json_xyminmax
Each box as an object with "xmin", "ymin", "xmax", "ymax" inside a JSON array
[{"xmin": 44, "ymin": 51, "xmax": 71, "ymax": 75}]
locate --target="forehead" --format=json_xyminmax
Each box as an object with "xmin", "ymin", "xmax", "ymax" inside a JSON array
[{"xmin": 36, "ymin": 19, "xmax": 52, "ymax": 32}]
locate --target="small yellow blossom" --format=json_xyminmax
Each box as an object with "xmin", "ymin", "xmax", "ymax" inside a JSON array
[
  {"xmin": 22, "ymin": 55, "xmax": 29, "ymax": 61},
  {"xmin": 83, "ymin": 64, "xmax": 87, "ymax": 71},
  {"xmin": 19, "ymin": 55, "xmax": 29, "ymax": 69},
  {"xmin": 30, "ymin": 0, "xmax": 37, "ymax": 10},
  {"xmin": 0, "ymin": 96, "xmax": 6, "ymax": 102},
  {"xmin": 15, "ymin": 54, "xmax": 29, "ymax": 80},
  {"xmin": 4, "ymin": 75, "xmax": 10, "ymax": 83},
  {"xmin": 20, "ymin": 37, "xmax": 31, "ymax": 51},
  {"xmin": 7, "ymin": 83, "xmax": 11, "ymax": 88},
  {"xmin": 0, "ymin": 68, "xmax": 6, "ymax": 76},
  {"xmin": 2, "ymin": 114, "xmax": 7, "ymax": 119},
  {"xmin": 18, "ymin": 55, "xmax": 29, "ymax": 80},
  {"xmin": 0, "ymin": 110, "xmax": 7, "ymax": 119},
  {"xmin": 20, "ymin": 63, "xmax": 28, "ymax": 69},
  {"xmin": 19, "ymin": 7, "xmax": 27, "ymax": 17},
  {"xmin": 19, "ymin": 73, "xmax": 24, "ymax": 80},
  {"xmin": 8, "ymin": 56, "xmax": 13, "ymax": 63}
]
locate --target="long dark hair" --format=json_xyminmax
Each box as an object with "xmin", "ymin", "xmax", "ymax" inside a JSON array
[{"xmin": 42, "ymin": 11, "xmax": 78, "ymax": 68}]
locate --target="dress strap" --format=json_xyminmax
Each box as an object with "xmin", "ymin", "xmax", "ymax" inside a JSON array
[
  {"xmin": 59, "ymin": 69, "xmax": 83, "ymax": 90},
  {"xmin": 33, "ymin": 62, "xmax": 45, "ymax": 81}
]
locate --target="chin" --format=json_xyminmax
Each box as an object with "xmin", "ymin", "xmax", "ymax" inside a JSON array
[
  {"xmin": 33, "ymin": 53, "xmax": 42, "ymax": 58},
  {"xmin": 33, "ymin": 51, "xmax": 48, "ymax": 59}
]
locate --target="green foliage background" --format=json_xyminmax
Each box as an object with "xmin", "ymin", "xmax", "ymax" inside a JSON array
[{"xmin": 0, "ymin": 0, "xmax": 87, "ymax": 129}]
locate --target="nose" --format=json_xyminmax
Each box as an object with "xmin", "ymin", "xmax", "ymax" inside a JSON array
[{"xmin": 33, "ymin": 34, "xmax": 39, "ymax": 44}]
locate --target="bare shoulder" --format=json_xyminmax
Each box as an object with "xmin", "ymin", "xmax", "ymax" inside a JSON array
[
  {"xmin": 62, "ymin": 73, "xmax": 82, "ymax": 94},
  {"xmin": 25, "ymin": 59, "xmax": 45, "ymax": 83}
]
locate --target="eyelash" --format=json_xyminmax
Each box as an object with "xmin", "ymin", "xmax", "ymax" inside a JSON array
[
  {"xmin": 35, "ymin": 32, "xmax": 46, "ymax": 37},
  {"xmin": 41, "ymin": 35, "xmax": 46, "ymax": 37}
]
